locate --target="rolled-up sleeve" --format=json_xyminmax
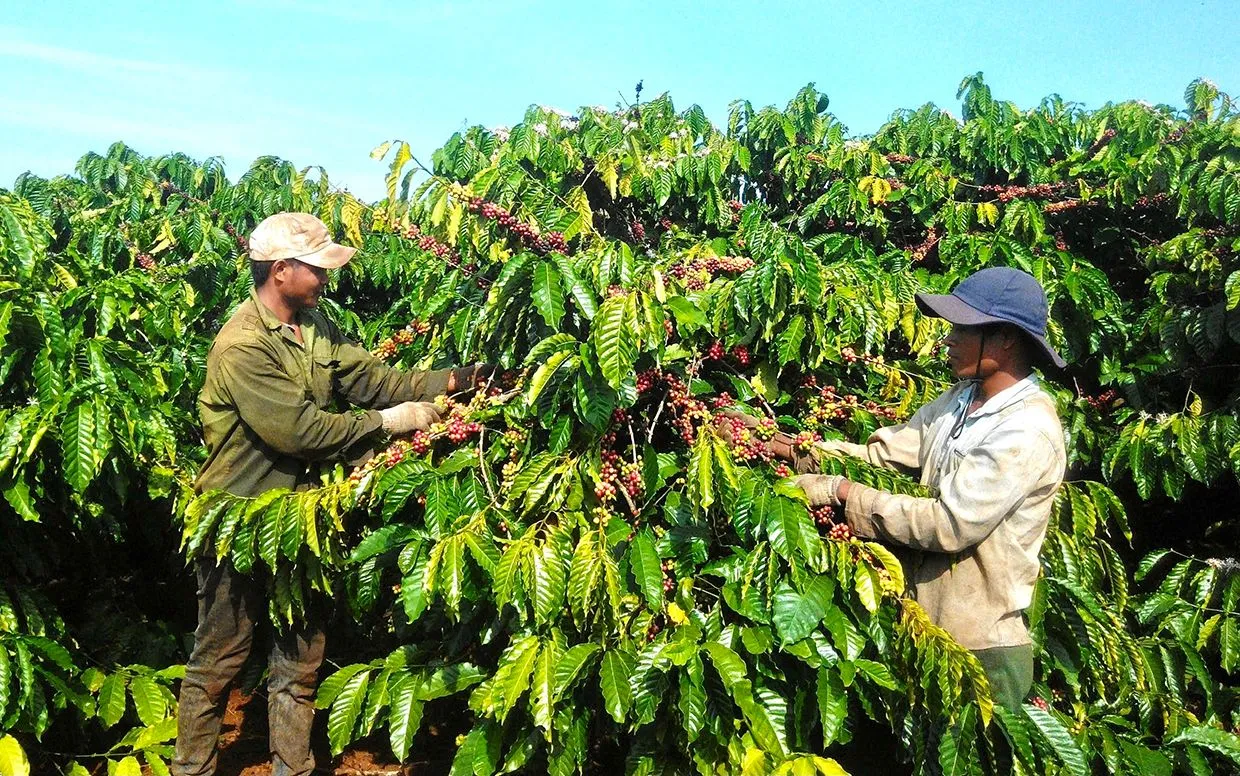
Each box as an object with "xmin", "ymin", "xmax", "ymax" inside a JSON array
[
  {"xmin": 843, "ymin": 425, "xmax": 1056, "ymax": 554},
  {"xmin": 217, "ymin": 343, "xmax": 383, "ymax": 459}
]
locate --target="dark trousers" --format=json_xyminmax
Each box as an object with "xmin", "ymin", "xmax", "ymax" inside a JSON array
[
  {"xmin": 972, "ymin": 644, "xmax": 1034, "ymax": 710},
  {"xmin": 172, "ymin": 559, "xmax": 325, "ymax": 776}
]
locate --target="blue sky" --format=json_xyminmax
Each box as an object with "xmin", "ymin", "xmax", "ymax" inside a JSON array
[{"xmin": 2, "ymin": 0, "xmax": 1236, "ymax": 202}]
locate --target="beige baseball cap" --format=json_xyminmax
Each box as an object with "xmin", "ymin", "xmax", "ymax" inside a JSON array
[{"xmin": 248, "ymin": 212, "xmax": 357, "ymax": 269}]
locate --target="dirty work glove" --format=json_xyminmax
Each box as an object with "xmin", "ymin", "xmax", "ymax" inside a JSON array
[
  {"xmin": 380, "ymin": 401, "xmax": 442, "ymax": 434},
  {"xmin": 451, "ymin": 364, "xmax": 499, "ymax": 393},
  {"xmin": 790, "ymin": 474, "xmax": 845, "ymax": 507}
]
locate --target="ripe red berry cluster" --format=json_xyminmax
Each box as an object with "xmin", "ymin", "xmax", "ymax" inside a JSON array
[
  {"xmin": 1084, "ymin": 389, "xmax": 1119, "ymax": 412},
  {"xmin": 711, "ymin": 393, "xmax": 734, "ymax": 410},
  {"xmin": 1085, "ymin": 128, "xmax": 1118, "ymax": 156},
  {"xmin": 409, "ymin": 430, "xmax": 431, "ymax": 455},
  {"xmin": 662, "ymin": 318, "xmax": 675, "ymax": 339},
  {"xmin": 594, "ymin": 481, "xmax": 617, "ymax": 502},
  {"xmin": 630, "ymin": 221, "xmax": 646, "ymax": 241},
  {"xmin": 706, "ymin": 341, "xmax": 726, "ymax": 361},
  {"xmin": 1043, "ymin": 199, "xmax": 1091, "ymax": 214},
  {"xmin": 731, "ymin": 345, "xmax": 752, "ymax": 366},
  {"xmin": 827, "ymin": 523, "xmax": 853, "ymax": 541},
  {"xmin": 1164, "ymin": 127, "xmax": 1185, "ymax": 144},
  {"xmin": 811, "ymin": 505, "xmax": 836, "ymax": 527},
  {"xmin": 445, "ymin": 414, "xmax": 482, "ymax": 443},
  {"xmin": 659, "ymin": 217, "xmax": 673, "ymax": 230},
  {"xmin": 223, "ymin": 223, "xmax": 248, "ymax": 251},
  {"xmin": 667, "ymin": 255, "xmax": 755, "ymax": 290},
  {"xmin": 636, "ymin": 368, "xmax": 663, "ymax": 394},
  {"xmin": 664, "ymin": 373, "xmax": 711, "ymax": 444},
  {"xmin": 661, "ymin": 559, "xmax": 675, "ymax": 595},
  {"xmin": 885, "ymin": 152, "xmax": 916, "ymax": 164},
  {"xmin": 980, "ymin": 182, "xmax": 1069, "ymax": 203},
  {"xmin": 646, "ymin": 619, "xmax": 663, "ymax": 640},
  {"xmin": 1135, "ymin": 193, "xmax": 1171, "ymax": 209},
  {"xmin": 458, "ymin": 191, "xmax": 568, "ymax": 255},
  {"xmin": 1054, "ymin": 232, "xmax": 1069, "ymax": 251},
  {"xmin": 136, "ymin": 253, "xmax": 157, "ymax": 272},
  {"xmin": 773, "ymin": 462, "xmax": 792, "ymax": 478},
  {"xmin": 607, "ymin": 284, "xmax": 627, "ymax": 298},
  {"xmin": 1029, "ymin": 696, "xmax": 1050, "ymax": 711}
]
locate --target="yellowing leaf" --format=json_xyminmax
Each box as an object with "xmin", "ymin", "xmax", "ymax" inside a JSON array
[
  {"xmin": 667, "ymin": 601, "xmax": 688, "ymax": 625},
  {"xmin": 0, "ymin": 735, "xmax": 29, "ymax": 776}
]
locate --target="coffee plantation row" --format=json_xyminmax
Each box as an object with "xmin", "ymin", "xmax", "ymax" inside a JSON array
[{"xmin": 0, "ymin": 75, "xmax": 1238, "ymax": 775}]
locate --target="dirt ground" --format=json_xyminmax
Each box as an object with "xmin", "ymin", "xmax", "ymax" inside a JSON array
[{"xmin": 215, "ymin": 689, "xmax": 456, "ymax": 776}]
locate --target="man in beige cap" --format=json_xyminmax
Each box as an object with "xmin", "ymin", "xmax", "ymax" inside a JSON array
[{"xmin": 174, "ymin": 212, "xmax": 488, "ymax": 776}]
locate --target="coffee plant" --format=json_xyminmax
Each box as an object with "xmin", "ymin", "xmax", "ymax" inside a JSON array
[{"xmin": 2, "ymin": 75, "xmax": 1239, "ymax": 774}]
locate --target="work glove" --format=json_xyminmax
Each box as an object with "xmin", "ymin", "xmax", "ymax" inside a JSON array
[
  {"xmin": 790, "ymin": 474, "xmax": 846, "ymax": 507},
  {"xmin": 451, "ymin": 364, "xmax": 499, "ymax": 393},
  {"xmin": 716, "ymin": 411, "xmax": 819, "ymax": 473},
  {"xmin": 380, "ymin": 401, "xmax": 442, "ymax": 434}
]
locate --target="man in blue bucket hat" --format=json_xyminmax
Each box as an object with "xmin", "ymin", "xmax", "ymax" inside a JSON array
[{"xmin": 791, "ymin": 267, "xmax": 1067, "ymax": 709}]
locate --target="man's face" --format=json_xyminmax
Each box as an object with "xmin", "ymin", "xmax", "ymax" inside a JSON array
[
  {"xmin": 943, "ymin": 323, "xmax": 994, "ymax": 380},
  {"xmin": 275, "ymin": 259, "xmax": 329, "ymax": 309}
]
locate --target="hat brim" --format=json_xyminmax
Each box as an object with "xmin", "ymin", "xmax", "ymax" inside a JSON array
[
  {"xmin": 915, "ymin": 292, "xmax": 1067, "ymax": 369},
  {"xmin": 291, "ymin": 242, "xmax": 356, "ymax": 270}
]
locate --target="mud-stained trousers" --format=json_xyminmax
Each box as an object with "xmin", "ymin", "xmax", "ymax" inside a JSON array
[{"xmin": 172, "ymin": 559, "xmax": 325, "ymax": 776}]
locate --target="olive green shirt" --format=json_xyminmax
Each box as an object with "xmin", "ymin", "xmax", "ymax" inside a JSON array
[{"xmin": 195, "ymin": 290, "xmax": 451, "ymax": 497}]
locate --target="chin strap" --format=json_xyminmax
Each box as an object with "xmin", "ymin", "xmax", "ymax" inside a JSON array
[{"xmin": 950, "ymin": 329, "xmax": 988, "ymax": 440}]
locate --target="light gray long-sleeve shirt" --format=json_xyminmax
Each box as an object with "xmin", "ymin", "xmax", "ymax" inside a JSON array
[{"xmin": 820, "ymin": 377, "xmax": 1066, "ymax": 650}]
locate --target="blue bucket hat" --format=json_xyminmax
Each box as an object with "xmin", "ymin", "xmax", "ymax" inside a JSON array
[{"xmin": 915, "ymin": 267, "xmax": 1066, "ymax": 368}]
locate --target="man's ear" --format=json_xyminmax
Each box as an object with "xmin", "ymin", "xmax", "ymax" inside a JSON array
[{"xmin": 270, "ymin": 259, "xmax": 290, "ymax": 283}]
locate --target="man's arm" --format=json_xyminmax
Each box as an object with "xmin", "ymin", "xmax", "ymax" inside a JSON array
[
  {"xmin": 324, "ymin": 325, "xmax": 453, "ymax": 408},
  {"xmin": 842, "ymin": 425, "xmax": 1057, "ymax": 554},
  {"xmin": 218, "ymin": 343, "xmax": 383, "ymax": 460}
]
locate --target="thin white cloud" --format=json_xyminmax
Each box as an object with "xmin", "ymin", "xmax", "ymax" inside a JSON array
[{"xmin": 0, "ymin": 26, "xmax": 234, "ymax": 82}]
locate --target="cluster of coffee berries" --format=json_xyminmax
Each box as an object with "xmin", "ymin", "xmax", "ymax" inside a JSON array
[
  {"xmin": 594, "ymin": 481, "xmax": 618, "ymax": 502},
  {"xmin": 665, "ymin": 373, "xmax": 712, "ymax": 444},
  {"xmin": 811, "ymin": 504, "xmax": 836, "ymax": 527},
  {"xmin": 719, "ymin": 415, "xmax": 773, "ymax": 463},
  {"xmin": 772, "ymin": 462, "xmax": 792, "ymax": 478},
  {"xmin": 659, "ymin": 217, "xmax": 673, "ymax": 230},
  {"xmin": 636, "ymin": 368, "xmax": 664, "ymax": 394},
  {"xmin": 408, "ymin": 430, "xmax": 431, "ymax": 455},
  {"xmin": 1054, "ymin": 232, "xmax": 1069, "ymax": 251},
  {"xmin": 455, "ymin": 190, "xmax": 568, "ymax": 255},
  {"xmin": 706, "ymin": 341, "xmax": 726, "ymax": 361},
  {"xmin": 607, "ymin": 284, "xmax": 627, "ymax": 299},
  {"xmin": 372, "ymin": 319, "xmax": 433, "ymax": 359},
  {"xmin": 1164, "ymin": 127, "xmax": 1185, "ymax": 144},
  {"xmin": 666, "ymin": 255, "xmax": 755, "ymax": 290},
  {"xmin": 731, "ymin": 345, "xmax": 752, "ymax": 366},
  {"xmin": 728, "ymin": 199, "xmax": 743, "ymax": 223},
  {"xmin": 802, "ymin": 383, "xmax": 898, "ymax": 427},
  {"xmin": 630, "ymin": 221, "xmax": 646, "ymax": 241},
  {"xmin": 441, "ymin": 412, "xmax": 482, "ymax": 444},
  {"xmin": 1084, "ymin": 388, "xmax": 1120, "ymax": 412},
  {"xmin": 828, "ymin": 522, "xmax": 853, "ymax": 541},
  {"xmin": 1134, "ymin": 192, "xmax": 1171, "ymax": 209},
  {"xmin": 1029, "ymin": 696, "xmax": 1050, "ymax": 712},
  {"xmin": 980, "ymin": 182, "xmax": 1069, "ymax": 203},
  {"xmin": 661, "ymin": 559, "xmax": 675, "ymax": 595},
  {"xmin": 909, "ymin": 226, "xmax": 941, "ymax": 262},
  {"xmin": 885, "ymin": 152, "xmax": 916, "ymax": 164},
  {"xmin": 646, "ymin": 618, "xmax": 663, "ymax": 640},
  {"xmin": 1085, "ymin": 128, "xmax": 1118, "ymax": 157},
  {"xmin": 619, "ymin": 462, "xmax": 644, "ymax": 499},
  {"xmin": 223, "ymin": 223, "xmax": 248, "ymax": 251},
  {"xmin": 793, "ymin": 430, "xmax": 821, "ymax": 453},
  {"xmin": 754, "ymin": 417, "xmax": 778, "ymax": 441},
  {"xmin": 1042, "ymin": 199, "xmax": 1092, "ymax": 214},
  {"xmin": 662, "ymin": 318, "xmax": 676, "ymax": 339},
  {"xmin": 711, "ymin": 393, "xmax": 734, "ymax": 410},
  {"xmin": 136, "ymin": 253, "xmax": 157, "ymax": 272},
  {"xmin": 348, "ymin": 438, "xmax": 415, "ymax": 484}
]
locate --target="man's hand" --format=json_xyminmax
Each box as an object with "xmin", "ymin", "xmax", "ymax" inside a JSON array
[
  {"xmin": 790, "ymin": 474, "xmax": 848, "ymax": 507},
  {"xmin": 380, "ymin": 401, "xmax": 442, "ymax": 434},
  {"xmin": 449, "ymin": 364, "xmax": 499, "ymax": 393}
]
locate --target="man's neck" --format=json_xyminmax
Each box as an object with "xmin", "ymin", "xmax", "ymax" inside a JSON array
[
  {"xmin": 255, "ymin": 284, "xmax": 299, "ymax": 326},
  {"xmin": 974, "ymin": 366, "xmax": 1032, "ymax": 406}
]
